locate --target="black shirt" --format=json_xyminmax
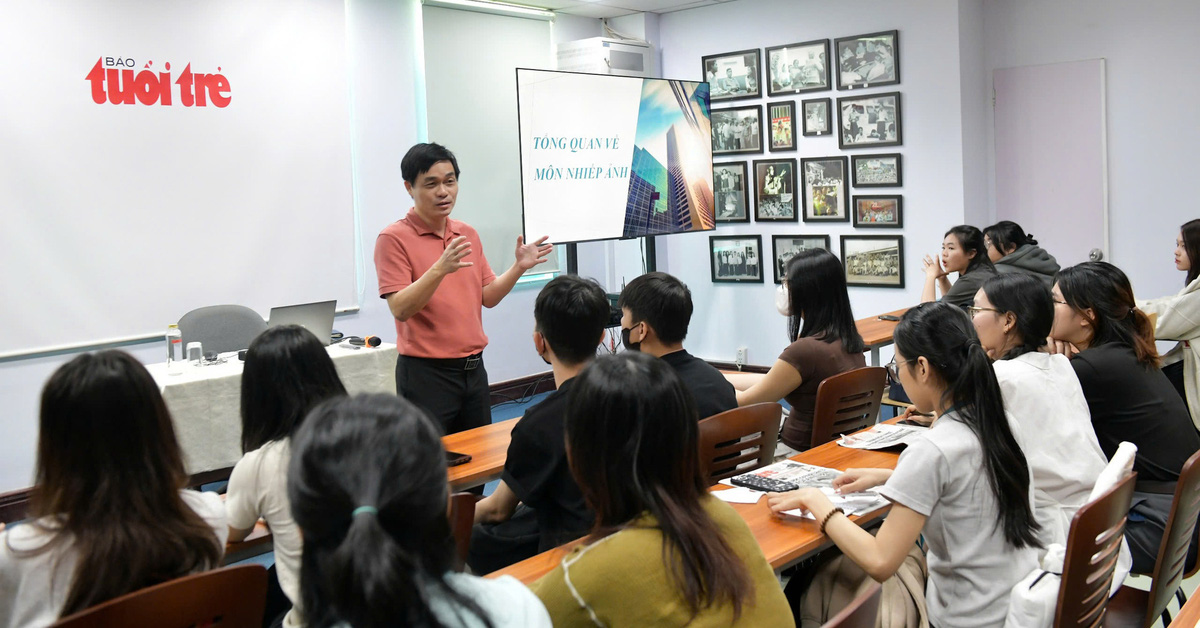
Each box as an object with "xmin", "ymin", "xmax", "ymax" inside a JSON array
[
  {"xmin": 501, "ymin": 378, "xmax": 592, "ymax": 551},
  {"xmin": 660, "ymin": 350, "xmax": 738, "ymax": 420},
  {"xmin": 1070, "ymin": 343, "xmax": 1200, "ymax": 482}
]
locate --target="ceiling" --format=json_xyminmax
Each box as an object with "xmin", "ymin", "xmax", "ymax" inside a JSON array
[{"xmin": 528, "ymin": 0, "xmax": 738, "ymax": 19}]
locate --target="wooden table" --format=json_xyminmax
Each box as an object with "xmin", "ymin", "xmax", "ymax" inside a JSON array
[
  {"xmin": 489, "ymin": 433, "xmax": 902, "ymax": 584},
  {"xmin": 854, "ymin": 307, "xmax": 910, "ymax": 366},
  {"xmin": 1175, "ymin": 590, "xmax": 1200, "ymax": 627}
]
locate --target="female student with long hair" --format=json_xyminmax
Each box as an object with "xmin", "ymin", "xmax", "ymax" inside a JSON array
[
  {"xmin": 971, "ymin": 273, "xmax": 1107, "ymax": 548},
  {"xmin": 225, "ymin": 325, "xmax": 348, "ymax": 627},
  {"xmin": 0, "ymin": 351, "xmax": 226, "ymax": 625},
  {"xmin": 920, "ymin": 224, "xmax": 997, "ymax": 308},
  {"xmin": 728, "ymin": 248, "xmax": 865, "ymax": 451},
  {"xmin": 1051, "ymin": 261, "xmax": 1200, "ymax": 573},
  {"xmin": 769, "ymin": 303, "xmax": 1040, "ymax": 628},
  {"xmin": 982, "ymin": 220, "xmax": 1060, "ymax": 287},
  {"xmin": 1136, "ymin": 218, "xmax": 1200, "ymax": 425},
  {"xmin": 288, "ymin": 393, "xmax": 551, "ymax": 628},
  {"xmin": 533, "ymin": 352, "xmax": 793, "ymax": 627}
]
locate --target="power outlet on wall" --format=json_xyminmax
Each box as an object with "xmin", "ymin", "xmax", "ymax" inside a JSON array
[{"xmin": 735, "ymin": 346, "xmax": 748, "ymax": 368}]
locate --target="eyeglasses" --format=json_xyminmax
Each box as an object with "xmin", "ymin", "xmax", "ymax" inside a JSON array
[
  {"xmin": 966, "ymin": 306, "xmax": 1003, "ymax": 318},
  {"xmin": 885, "ymin": 357, "xmax": 911, "ymax": 382}
]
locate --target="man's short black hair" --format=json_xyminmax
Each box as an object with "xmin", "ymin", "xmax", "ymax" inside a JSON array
[
  {"xmin": 534, "ymin": 275, "xmax": 609, "ymax": 366},
  {"xmin": 617, "ymin": 272, "xmax": 692, "ymax": 345},
  {"xmin": 401, "ymin": 143, "xmax": 461, "ymax": 185}
]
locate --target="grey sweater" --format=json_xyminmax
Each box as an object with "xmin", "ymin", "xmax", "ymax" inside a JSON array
[{"xmin": 996, "ymin": 244, "xmax": 1060, "ymax": 287}]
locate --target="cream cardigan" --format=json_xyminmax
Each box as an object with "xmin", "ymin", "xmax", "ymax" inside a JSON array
[{"xmin": 1138, "ymin": 276, "xmax": 1200, "ymax": 429}]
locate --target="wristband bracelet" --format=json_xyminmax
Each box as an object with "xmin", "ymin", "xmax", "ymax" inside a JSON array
[{"xmin": 819, "ymin": 507, "xmax": 845, "ymax": 535}]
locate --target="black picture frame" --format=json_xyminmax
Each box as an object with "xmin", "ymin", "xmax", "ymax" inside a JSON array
[
  {"xmin": 712, "ymin": 105, "xmax": 764, "ymax": 156},
  {"xmin": 710, "ymin": 235, "xmax": 764, "ymax": 284},
  {"xmin": 834, "ymin": 30, "xmax": 900, "ymax": 91},
  {"xmin": 801, "ymin": 98, "xmax": 832, "ymax": 137},
  {"xmin": 851, "ymin": 153, "xmax": 903, "ymax": 187},
  {"xmin": 771, "ymin": 234, "xmax": 831, "ymax": 284},
  {"xmin": 768, "ymin": 100, "xmax": 796, "ymax": 151},
  {"xmin": 841, "ymin": 235, "xmax": 905, "ymax": 288},
  {"xmin": 852, "ymin": 194, "xmax": 904, "ymax": 228},
  {"xmin": 702, "ymin": 49, "xmax": 762, "ymax": 103},
  {"xmin": 766, "ymin": 39, "xmax": 831, "ymax": 96},
  {"xmin": 753, "ymin": 158, "xmax": 798, "ymax": 222},
  {"xmin": 837, "ymin": 91, "xmax": 902, "ymax": 149},
  {"xmin": 713, "ymin": 162, "xmax": 751, "ymax": 223},
  {"xmin": 800, "ymin": 156, "xmax": 849, "ymax": 222}
]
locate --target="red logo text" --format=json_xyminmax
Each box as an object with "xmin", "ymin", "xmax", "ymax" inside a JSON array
[{"xmin": 85, "ymin": 57, "xmax": 231, "ymax": 108}]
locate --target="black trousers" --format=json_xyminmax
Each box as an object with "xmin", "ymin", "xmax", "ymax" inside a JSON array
[
  {"xmin": 395, "ymin": 354, "xmax": 491, "ymax": 436},
  {"xmin": 467, "ymin": 504, "xmax": 541, "ymax": 575}
]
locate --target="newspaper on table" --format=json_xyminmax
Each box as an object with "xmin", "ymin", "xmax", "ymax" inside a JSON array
[
  {"xmin": 837, "ymin": 422, "xmax": 928, "ymax": 450},
  {"xmin": 723, "ymin": 460, "xmax": 841, "ymax": 490},
  {"xmin": 781, "ymin": 486, "xmax": 890, "ymax": 520}
]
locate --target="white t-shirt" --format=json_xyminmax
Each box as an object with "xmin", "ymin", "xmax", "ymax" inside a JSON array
[
  {"xmin": 878, "ymin": 413, "xmax": 1038, "ymax": 628},
  {"xmin": 430, "ymin": 573, "xmax": 551, "ymax": 628},
  {"xmin": 0, "ymin": 490, "xmax": 227, "ymax": 628},
  {"xmin": 225, "ymin": 439, "xmax": 304, "ymax": 628},
  {"xmin": 993, "ymin": 352, "xmax": 1108, "ymax": 548}
]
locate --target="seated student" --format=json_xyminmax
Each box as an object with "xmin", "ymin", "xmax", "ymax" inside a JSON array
[
  {"xmin": 983, "ymin": 220, "xmax": 1060, "ymax": 287},
  {"xmin": 729, "ymin": 249, "xmax": 865, "ymax": 451},
  {"xmin": 618, "ymin": 271, "xmax": 736, "ymax": 419},
  {"xmin": 468, "ymin": 275, "xmax": 610, "ymax": 574},
  {"xmin": 532, "ymin": 352, "xmax": 793, "ymax": 627},
  {"xmin": 970, "ymin": 273, "xmax": 1107, "ymax": 548},
  {"xmin": 769, "ymin": 303, "xmax": 1040, "ymax": 628},
  {"xmin": 1136, "ymin": 218, "xmax": 1200, "ymax": 425},
  {"xmin": 921, "ymin": 224, "xmax": 997, "ymax": 309},
  {"xmin": 0, "ymin": 351, "xmax": 227, "ymax": 625},
  {"xmin": 225, "ymin": 325, "xmax": 347, "ymax": 628},
  {"xmin": 1050, "ymin": 261, "xmax": 1200, "ymax": 573},
  {"xmin": 288, "ymin": 394, "xmax": 551, "ymax": 628}
]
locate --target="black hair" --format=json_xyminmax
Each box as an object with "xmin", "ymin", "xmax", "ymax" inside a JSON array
[
  {"xmin": 617, "ymin": 272, "xmax": 693, "ymax": 345},
  {"xmin": 289, "ymin": 394, "xmax": 493, "ymax": 628},
  {"xmin": 240, "ymin": 325, "xmax": 348, "ymax": 453},
  {"xmin": 534, "ymin": 275, "xmax": 609, "ymax": 365},
  {"xmin": 1181, "ymin": 219, "xmax": 1200, "ymax": 285},
  {"xmin": 1056, "ymin": 262, "xmax": 1160, "ymax": 367},
  {"xmin": 983, "ymin": 220, "xmax": 1037, "ymax": 257},
  {"xmin": 785, "ymin": 249, "xmax": 865, "ymax": 353},
  {"xmin": 980, "ymin": 273, "xmax": 1053, "ymax": 359},
  {"xmin": 894, "ymin": 303, "xmax": 1040, "ymax": 549},
  {"xmin": 945, "ymin": 225, "xmax": 995, "ymax": 274},
  {"xmin": 401, "ymin": 143, "xmax": 461, "ymax": 185}
]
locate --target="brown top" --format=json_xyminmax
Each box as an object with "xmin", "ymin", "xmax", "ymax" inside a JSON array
[{"xmin": 778, "ymin": 336, "xmax": 866, "ymax": 449}]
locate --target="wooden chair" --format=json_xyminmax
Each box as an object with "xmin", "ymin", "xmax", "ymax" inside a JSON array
[
  {"xmin": 449, "ymin": 491, "xmax": 478, "ymax": 572},
  {"xmin": 822, "ymin": 582, "xmax": 882, "ymax": 628},
  {"xmin": 51, "ymin": 564, "xmax": 267, "ymax": 628},
  {"xmin": 1103, "ymin": 450, "xmax": 1200, "ymax": 627},
  {"xmin": 1054, "ymin": 472, "xmax": 1137, "ymax": 628},
  {"xmin": 810, "ymin": 367, "xmax": 888, "ymax": 449},
  {"xmin": 697, "ymin": 402, "xmax": 782, "ymax": 483}
]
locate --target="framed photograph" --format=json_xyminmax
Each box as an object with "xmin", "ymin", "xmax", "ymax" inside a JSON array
[
  {"xmin": 713, "ymin": 162, "xmax": 750, "ymax": 223},
  {"xmin": 851, "ymin": 153, "xmax": 902, "ymax": 187},
  {"xmin": 766, "ymin": 39, "xmax": 830, "ymax": 96},
  {"xmin": 802, "ymin": 98, "xmax": 832, "ymax": 136},
  {"xmin": 712, "ymin": 105, "xmax": 763, "ymax": 156},
  {"xmin": 703, "ymin": 49, "xmax": 762, "ymax": 103},
  {"xmin": 841, "ymin": 235, "xmax": 905, "ymax": 288},
  {"xmin": 800, "ymin": 156, "xmax": 849, "ymax": 222},
  {"xmin": 768, "ymin": 101, "xmax": 796, "ymax": 151},
  {"xmin": 710, "ymin": 235, "xmax": 764, "ymax": 284},
  {"xmin": 852, "ymin": 195, "xmax": 903, "ymax": 228},
  {"xmin": 772, "ymin": 234, "xmax": 831, "ymax": 284},
  {"xmin": 834, "ymin": 30, "xmax": 900, "ymax": 90},
  {"xmin": 837, "ymin": 92, "xmax": 902, "ymax": 149},
  {"xmin": 753, "ymin": 158, "xmax": 797, "ymax": 222}
]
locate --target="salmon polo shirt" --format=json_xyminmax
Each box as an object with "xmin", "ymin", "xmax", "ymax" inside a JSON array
[{"xmin": 374, "ymin": 209, "xmax": 496, "ymax": 359}]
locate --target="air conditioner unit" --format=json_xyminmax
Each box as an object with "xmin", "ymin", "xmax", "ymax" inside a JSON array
[{"xmin": 556, "ymin": 37, "xmax": 654, "ymax": 78}]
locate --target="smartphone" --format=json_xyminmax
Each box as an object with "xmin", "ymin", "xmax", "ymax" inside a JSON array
[
  {"xmin": 877, "ymin": 314, "xmax": 901, "ymax": 322},
  {"xmin": 446, "ymin": 450, "xmax": 472, "ymax": 467}
]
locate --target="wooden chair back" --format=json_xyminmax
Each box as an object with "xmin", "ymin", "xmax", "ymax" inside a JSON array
[
  {"xmin": 51, "ymin": 564, "xmax": 267, "ymax": 628},
  {"xmin": 697, "ymin": 402, "xmax": 782, "ymax": 483},
  {"xmin": 449, "ymin": 491, "xmax": 478, "ymax": 572},
  {"xmin": 810, "ymin": 367, "xmax": 888, "ymax": 449},
  {"xmin": 1053, "ymin": 472, "xmax": 1137, "ymax": 628},
  {"xmin": 1139, "ymin": 450, "xmax": 1200, "ymax": 626},
  {"xmin": 822, "ymin": 582, "xmax": 882, "ymax": 628}
]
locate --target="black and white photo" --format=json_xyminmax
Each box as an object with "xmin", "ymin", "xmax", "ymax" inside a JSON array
[
  {"xmin": 710, "ymin": 235, "xmax": 764, "ymax": 283},
  {"xmin": 712, "ymin": 105, "xmax": 763, "ymax": 156},
  {"xmin": 713, "ymin": 162, "xmax": 750, "ymax": 223},
  {"xmin": 851, "ymin": 153, "xmax": 903, "ymax": 187},
  {"xmin": 842, "ymin": 235, "xmax": 905, "ymax": 288},
  {"xmin": 766, "ymin": 39, "xmax": 830, "ymax": 96},
  {"xmin": 772, "ymin": 234, "xmax": 831, "ymax": 284},
  {"xmin": 834, "ymin": 30, "xmax": 899, "ymax": 90},
  {"xmin": 837, "ymin": 92, "xmax": 902, "ymax": 149},
  {"xmin": 754, "ymin": 158, "xmax": 797, "ymax": 221},
  {"xmin": 852, "ymin": 195, "xmax": 903, "ymax": 228},
  {"xmin": 768, "ymin": 101, "xmax": 796, "ymax": 151},
  {"xmin": 802, "ymin": 98, "xmax": 831, "ymax": 136},
  {"xmin": 703, "ymin": 49, "xmax": 762, "ymax": 102},
  {"xmin": 801, "ymin": 156, "xmax": 849, "ymax": 222}
]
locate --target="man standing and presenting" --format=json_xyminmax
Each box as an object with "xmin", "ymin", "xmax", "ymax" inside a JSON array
[{"xmin": 375, "ymin": 143, "xmax": 553, "ymax": 435}]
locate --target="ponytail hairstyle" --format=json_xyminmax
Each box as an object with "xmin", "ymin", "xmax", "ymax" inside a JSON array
[
  {"xmin": 894, "ymin": 303, "xmax": 1041, "ymax": 549},
  {"xmin": 980, "ymin": 273, "xmax": 1053, "ymax": 360},
  {"xmin": 983, "ymin": 220, "xmax": 1037, "ymax": 257},
  {"xmin": 785, "ymin": 248, "xmax": 865, "ymax": 353},
  {"xmin": 1181, "ymin": 219, "xmax": 1200, "ymax": 285},
  {"xmin": 1056, "ymin": 262, "xmax": 1160, "ymax": 367},
  {"xmin": 946, "ymin": 225, "xmax": 995, "ymax": 275},
  {"xmin": 566, "ymin": 352, "xmax": 752, "ymax": 620},
  {"xmin": 288, "ymin": 394, "xmax": 493, "ymax": 628}
]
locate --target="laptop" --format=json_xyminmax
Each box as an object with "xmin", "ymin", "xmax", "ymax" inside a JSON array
[{"xmin": 267, "ymin": 300, "xmax": 337, "ymax": 345}]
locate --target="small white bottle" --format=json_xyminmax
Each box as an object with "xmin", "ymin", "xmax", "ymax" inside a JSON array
[{"xmin": 166, "ymin": 324, "xmax": 183, "ymax": 375}]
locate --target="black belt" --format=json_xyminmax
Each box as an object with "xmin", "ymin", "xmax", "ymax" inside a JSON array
[
  {"xmin": 1135, "ymin": 479, "xmax": 1177, "ymax": 495},
  {"xmin": 406, "ymin": 353, "xmax": 483, "ymax": 371}
]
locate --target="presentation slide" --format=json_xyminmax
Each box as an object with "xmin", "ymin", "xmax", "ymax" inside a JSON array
[{"xmin": 516, "ymin": 69, "xmax": 714, "ymax": 244}]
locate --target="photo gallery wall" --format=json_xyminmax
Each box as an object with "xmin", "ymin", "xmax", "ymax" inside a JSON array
[{"xmin": 705, "ymin": 30, "xmax": 905, "ymax": 288}]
